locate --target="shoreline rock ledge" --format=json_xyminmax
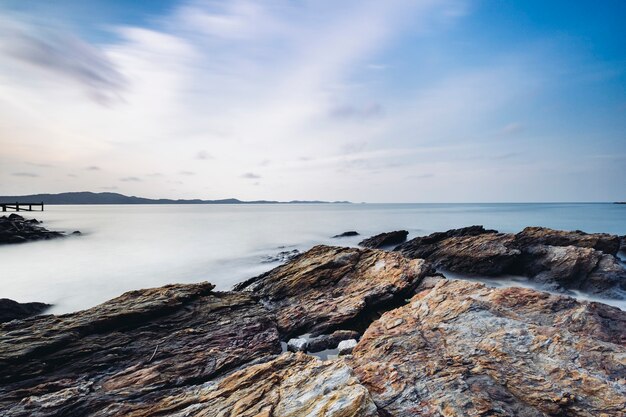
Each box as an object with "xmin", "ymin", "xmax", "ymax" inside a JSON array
[
  {"xmin": 0, "ymin": 213, "xmax": 78, "ymax": 245},
  {"xmin": 1, "ymin": 236, "xmax": 625, "ymax": 416}
]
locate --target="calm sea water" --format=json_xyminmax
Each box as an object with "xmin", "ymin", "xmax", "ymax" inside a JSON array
[{"xmin": 1, "ymin": 203, "xmax": 625, "ymax": 313}]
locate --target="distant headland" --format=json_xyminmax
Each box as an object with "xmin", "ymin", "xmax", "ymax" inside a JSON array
[{"xmin": 0, "ymin": 192, "xmax": 352, "ymax": 205}]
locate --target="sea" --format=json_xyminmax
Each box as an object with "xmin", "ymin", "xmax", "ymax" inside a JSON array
[{"xmin": 1, "ymin": 203, "xmax": 625, "ymax": 314}]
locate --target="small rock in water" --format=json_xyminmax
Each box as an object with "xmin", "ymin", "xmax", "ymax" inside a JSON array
[
  {"xmin": 337, "ymin": 339, "xmax": 357, "ymax": 355},
  {"xmin": 333, "ymin": 231, "xmax": 359, "ymax": 238},
  {"xmin": 262, "ymin": 249, "xmax": 301, "ymax": 263},
  {"xmin": 287, "ymin": 338, "xmax": 308, "ymax": 352}
]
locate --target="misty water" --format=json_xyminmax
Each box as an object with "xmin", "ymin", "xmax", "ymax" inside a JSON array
[{"xmin": 1, "ymin": 203, "xmax": 625, "ymax": 314}]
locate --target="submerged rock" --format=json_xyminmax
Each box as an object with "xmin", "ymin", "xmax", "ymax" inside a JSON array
[
  {"xmin": 348, "ymin": 279, "xmax": 626, "ymax": 416},
  {"xmin": 106, "ymin": 353, "xmax": 379, "ymax": 417},
  {"xmin": 396, "ymin": 225, "xmax": 626, "ymax": 299},
  {"xmin": 0, "ymin": 299, "xmax": 50, "ymax": 324},
  {"xmin": 0, "ymin": 214, "xmax": 74, "ymax": 245},
  {"xmin": 0, "ymin": 282, "xmax": 281, "ymax": 416},
  {"xmin": 359, "ymin": 230, "xmax": 409, "ymax": 248},
  {"xmin": 235, "ymin": 245, "xmax": 436, "ymax": 337},
  {"xmin": 333, "ymin": 231, "xmax": 359, "ymax": 238}
]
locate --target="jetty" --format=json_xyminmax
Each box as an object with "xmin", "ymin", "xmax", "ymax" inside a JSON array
[{"xmin": 1, "ymin": 202, "xmax": 44, "ymax": 212}]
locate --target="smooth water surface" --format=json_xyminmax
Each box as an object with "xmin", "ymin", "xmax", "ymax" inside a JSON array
[{"xmin": 1, "ymin": 203, "xmax": 624, "ymax": 313}]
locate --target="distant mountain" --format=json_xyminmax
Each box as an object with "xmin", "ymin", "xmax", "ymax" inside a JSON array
[{"xmin": 0, "ymin": 192, "xmax": 351, "ymax": 205}]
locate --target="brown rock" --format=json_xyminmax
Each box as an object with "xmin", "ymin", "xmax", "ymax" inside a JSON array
[
  {"xmin": 348, "ymin": 279, "xmax": 626, "ymax": 416},
  {"xmin": 515, "ymin": 226, "xmax": 621, "ymax": 255},
  {"xmin": 236, "ymin": 245, "xmax": 436, "ymax": 337},
  {"xmin": 0, "ymin": 283, "xmax": 281, "ymax": 416},
  {"xmin": 359, "ymin": 230, "xmax": 409, "ymax": 249},
  {"xmin": 104, "ymin": 353, "xmax": 379, "ymax": 417}
]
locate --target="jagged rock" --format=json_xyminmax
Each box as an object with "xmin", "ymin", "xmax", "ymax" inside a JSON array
[
  {"xmin": 396, "ymin": 226, "xmax": 626, "ymax": 299},
  {"xmin": 337, "ymin": 339, "xmax": 357, "ymax": 355},
  {"xmin": 620, "ymin": 235, "xmax": 626, "ymax": 254},
  {"xmin": 235, "ymin": 245, "xmax": 436, "ymax": 338},
  {"xmin": 0, "ymin": 283, "xmax": 281, "ymax": 416},
  {"xmin": 262, "ymin": 249, "xmax": 301, "ymax": 263},
  {"xmin": 287, "ymin": 338, "xmax": 308, "ymax": 352},
  {"xmin": 104, "ymin": 353, "xmax": 379, "ymax": 417},
  {"xmin": 348, "ymin": 279, "xmax": 626, "ymax": 416},
  {"xmin": 359, "ymin": 230, "xmax": 409, "ymax": 248},
  {"xmin": 333, "ymin": 231, "xmax": 359, "ymax": 238},
  {"xmin": 0, "ymin": 214, "xmax": 67, "ymax": 245},
  {"xmin": 0, "ymin": 299, "xmax": 51, "ymax": 324},
  {"xmin": 515, "ymin": 226, "xmax": 620, "ymax": 255},
  {"xmin": 307, "ymin": 330, "xmax": 360, "ymax": 353}
]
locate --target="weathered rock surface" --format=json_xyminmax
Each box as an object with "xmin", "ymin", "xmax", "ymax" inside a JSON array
[
  {"xmin": 333, "ymin": 231, "xmax": 359, "ymax": 238},
  {"xmin": 348, "ymin": 279, "xmax": 626, "ymax": 416},
  {"xmin": 235, "ymin": 245, "xmax": 436, "ymax": 337},
  {"xmin": 620, "ymin": 235, "xmax": 626, "ymax": 254},
  {"xmin": 104, "ymin": 353, "xmax": 379, "ymax": 417},
  {"xmin": 396, "ymin": 225, "xmax": 626, "ymax": 299},
  {"xmin": 359, "ymin": 230, "xmax": 409, "ymax": 249},
  {"xmin": 0, "ymin": 299, "xmax": 51, "ymax": 324},
  {"xmin": 0, "ymin": 283, "xmax": 281, "ymax": 416},
  {"xmin": 308, "ymin": 330, "xmax": 360, "ymax": 353}
]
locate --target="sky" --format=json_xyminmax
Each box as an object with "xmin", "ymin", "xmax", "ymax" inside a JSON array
[{"xmin": 0, "ymin": 0, "xmax": 624, "ymax": 202}]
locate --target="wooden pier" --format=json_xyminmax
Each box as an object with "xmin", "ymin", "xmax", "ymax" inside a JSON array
[{"xmin": 1, "ymin": 202, "xmax": 44, "ymax": 212}]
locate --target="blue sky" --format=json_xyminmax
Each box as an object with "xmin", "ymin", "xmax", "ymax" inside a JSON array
[{"xmin": 0, "ymin": 0, "xmax": 624, "ymax": 202}]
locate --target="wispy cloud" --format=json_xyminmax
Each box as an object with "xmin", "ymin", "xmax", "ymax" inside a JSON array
[
  {"xmin": 85, "ymin": 166, "xmax": 101, "ymax": 171},
  {"xmin": 195, "ymin": 150, "xmax": 213, "ymax": 160},
  {"xmin": 12, "ymin": 172, "xmax": 39, "ymax": 177},
  {"xmin": 119, "ymin": 176, "xmax": 141, "ymax": 182},
  {"xmin": 179, "ymin": 170, "xmax": 195, "ymax": 175},
  {"xmin": 241, "ymin": 172, "xmax": 261, "ymax": 179}
]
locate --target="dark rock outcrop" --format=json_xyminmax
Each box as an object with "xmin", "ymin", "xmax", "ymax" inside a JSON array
[
  {"xmin": 0, "ymin": 283, "xmax": 281, "ymax": 416},
  {"xmin": 348, "ymin": 279, "xmax": 626, "ymax": 416},
  {"xmin": 0, "ymin": 214, "xmax": 69, "ymax": 245},
  {"xmin": 359, "ymin": 230, "xmax": 408, "ymax": 248},
  {"xmin": 235, "ymin": 245, "xmax": 436, "ymax": 337},
  {"xmin": 396, "ymin": 226, "xmax": 626, "ymax": 299},
  {"xmin": 333, "ymin": 231, "xmax": 359, "ymax": 238},
  {"xmin": 262, "ymin": 249, "xmax": 301, "ymax": 263},
  {"xmin": 307, "ymin": 329, "xmax": 360, "ymax": 353},
  {"xmin": 0, "ymin": 299, "xmax": 50, "ymax": 324}
]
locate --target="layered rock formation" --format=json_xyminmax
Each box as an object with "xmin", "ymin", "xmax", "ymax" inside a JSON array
[
  {"xmin": 235, "ymin": 245, "xmax": 436, "ymax": 337},
  {"xmin": 0, "ymin": 214, "xmax": 76, "ymax": 245},
  {"xmin": 396, "ymin": 226, "xmax": 626, "ymax": 299},
  {"xmin": 359, "ymin": 230, "xmax": 409, "ymax": 249},
  {"xmin": 348, "ymin": 279, "xmax": 626, "ymax": 416},
  {"xmin": 0, "ymin": 299, "xmax": 50, "ymax": 324}
]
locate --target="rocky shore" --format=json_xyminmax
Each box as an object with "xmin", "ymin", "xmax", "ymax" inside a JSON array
[
  {"xmin": 1, "ymin": 226, "xmax": 625, "ymax": 416},
  {"xmin": 0, "ymin": 214, "xmax": 79, "ymax": 245}
]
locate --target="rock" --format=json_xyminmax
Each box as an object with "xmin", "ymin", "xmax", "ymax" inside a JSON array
[
  {"xmin": 105, "ymin": 353, "xmax": 379, "ymax": 417},
  {"xmin": 235, "ymin": 245, "xmax": 436, "ymax": 338},
  {"xmin": 396, "ymin": 225, "xmax": 626, "ymax": 299},
  {"xmin": 0, "ymin": 282, "xmax": 281, "ymax": 416},
  {"xmin": 307, "ymin": 330, "xmax": 360, "ymax": 353},
  {"xmin": 347, "ymin": 279, "xmax": 626, "ymax": 416},
  {"xmin": 0, "ymin": 214, "xmax": 66, "ymax": 245},
  {"xmin": 262, "ymin": 249, "xmax": 301, "ymax": 264},
  {"xmin": 359, "ymin": 230, "xmax": 409, "ymax": 248},
  {"xmin": 333, "ymin": 231, "xmax": 359, "ymax": 238},
  {"xmin": 620, "ymin": 235, "xmax": 626, "ymax": 254},
  {"xmin": 515, "ymin": 226, "xmax": 621, "ymax": 255},
  {"xmin": 71, "ymin": 230, "xmax": 81, "ymax": 235},
  {"xmin": 337, "ymin": 339, "xmax": 357, "ymax": 355},
  {"xmin": 0, "ymin": 299, "xmax": 51, "ymax": 324},
  {"xmin": 287, "ymin": 337, "xmax": 308, "ymax": 352}
]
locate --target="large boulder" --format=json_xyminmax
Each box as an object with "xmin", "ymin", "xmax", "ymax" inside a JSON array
[
  {"xmin": 235, "ymin": 245, "xmax": 436, "ymax": 338},
  {"xmin": 396, "ymin": 226, "xmax": 626, "ymax": 299},
  {"xmin": 359, "ymin": 230, "xmax": 409, "ymax": 249},
  {"xmin": 0, "ymin": 283, "xmax": 281, "ymax": 416},
  {"xmin": 348, "ymin": 279, "xmax": 626, "ymax": 416},
  {"xmin": 0, "ymin": 299, "xmax": 50, "ymax": 323}
]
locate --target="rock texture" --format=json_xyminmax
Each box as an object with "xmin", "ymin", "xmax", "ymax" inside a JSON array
[
  {"xmin": 0, "ymin": 299, "xmax": 50, "ymax": 324},
  {"xmin": 359, "ymin": 230, "xmax": 409, "ymax": 249},
  {"xmin": 104, "ymin": 353, "xmax": 378, "ymax": 417},
  {"xmin": 396, "ymin": 225, "xmax": 626, "ymax": 299},
  {"xmin": 235, "ymin": 245, "xmax": 436, "ymax": 337},
  {"xmin": 262, "ymin": 249, "xmax": 301, "ymax": 264},
  {"xmin": 0, "ymin": 283, "xmax": 281, "ymax": 416},
  {"xmin": 0, "ymin": 214, "xmax": 66, "ymax": 244},
  {"xmin": 348, "ymin": 279, "xmax": 626, "ymax": 416}
]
